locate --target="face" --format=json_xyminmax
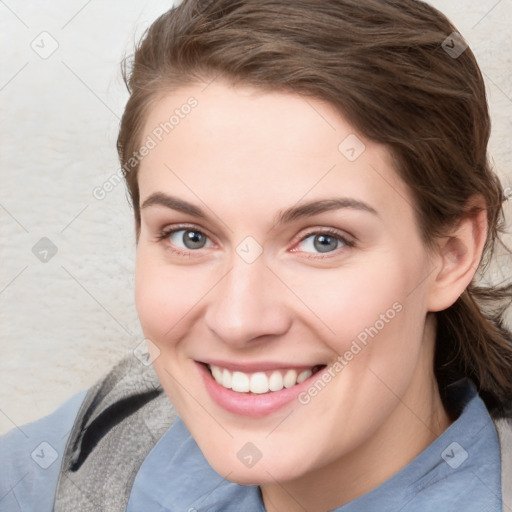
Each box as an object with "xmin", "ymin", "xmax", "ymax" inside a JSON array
[{"xmin": 134, "ymin": 80, "xmax": 441, "ymax": 487}]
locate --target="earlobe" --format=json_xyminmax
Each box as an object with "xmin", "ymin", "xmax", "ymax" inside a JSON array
[{"xmin": 426, "ymin": 201, "xmax": 487, "ymax": 312}]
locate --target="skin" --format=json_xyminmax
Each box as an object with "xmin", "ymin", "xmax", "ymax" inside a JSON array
[{"xmin": 134, "ymin": 79, "xmax": 487, "ymax": 512}]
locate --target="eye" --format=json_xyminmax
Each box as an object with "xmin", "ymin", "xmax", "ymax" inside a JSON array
[
  {"xmin": 162, "ymin": 228, "xmax": 213, "ymax": 251},
  {"xmin": 294, "ymin": 229, "xmax": 353, "ymax": 255}
]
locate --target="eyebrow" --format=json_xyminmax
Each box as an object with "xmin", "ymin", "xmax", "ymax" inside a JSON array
[
  {"xmin": 140, "ymin": 192, "xmax": 378, "ymax": 226},
  {"xmin": 141, "ymin": 192, "xmax": 207, "ymax": 218},
  {"xmin": 274, "ymin": 197, "xmax": 378, "ymax": 225}
]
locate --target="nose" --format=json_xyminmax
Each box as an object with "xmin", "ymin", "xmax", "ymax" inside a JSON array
[{"xmin": 204, "ymin": 256, "xmax": 292, "ymax": 348}]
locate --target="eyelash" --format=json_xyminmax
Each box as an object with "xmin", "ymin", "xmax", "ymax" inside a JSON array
[
  {"xmin": 294, "ymin": 228, "xmax": 355, "ymax": 259},
  {"xmin": 156, "ymin": 224, "xmax": 209, "ymax": 258},
  {"xmin": 156, "ymin": 224, "xmax": 355, "ymax": 259}
]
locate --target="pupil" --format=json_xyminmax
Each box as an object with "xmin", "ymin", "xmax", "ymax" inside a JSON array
[
  {"xmin": 314, "ymin": 234, "xmax": 337, "ymax": 253},
  {"xmin": 183, "ymin": 231, "xmax": 206, "ymax": 249}
]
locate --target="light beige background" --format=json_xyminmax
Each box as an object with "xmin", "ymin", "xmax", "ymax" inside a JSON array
[{"xmin": 0, "ymin": 0, "xmax": 511, "ymax": 435}]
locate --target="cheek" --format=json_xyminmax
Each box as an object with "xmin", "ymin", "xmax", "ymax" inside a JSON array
[
  {"xmin": 282, "ymin": 248, "xmax": 429, "ymax": 388},
  {"xmin": 134, "ymin": 249, "xmax": 206, "ymax": 341},
  {"xmin": 320, "ymin": 255, "xmax": 430, "ymax": 409},
  {"xmin": 281, "ymin": 255, "xmax": 410, "ymax": 343}
]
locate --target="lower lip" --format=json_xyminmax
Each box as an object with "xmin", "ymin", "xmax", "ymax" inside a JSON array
[{"xmin": 197, "ymin": 362, "xmax": 322, "ymax": 417}]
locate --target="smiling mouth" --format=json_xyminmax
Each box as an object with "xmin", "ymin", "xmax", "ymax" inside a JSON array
[{"xmin": 204, "ymin": 363, "xmax": 326, "ymax": 394}]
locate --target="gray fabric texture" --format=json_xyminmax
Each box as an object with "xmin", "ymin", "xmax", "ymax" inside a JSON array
[
  {"xmin": 54, "ymin": 355, "xmax": 177, "ymax": 512},
  {"xmin": 495, "ymin": 418, "xmax": 512, "ymax": 510}
]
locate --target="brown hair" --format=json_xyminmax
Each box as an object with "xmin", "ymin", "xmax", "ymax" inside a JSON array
[{"xmin": 117, "ymin": 0, "xmax": 512, "ymax": 417}]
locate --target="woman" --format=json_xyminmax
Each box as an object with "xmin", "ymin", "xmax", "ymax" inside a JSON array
[{"xmin": 2, "ymin": 0, "xmax": 511, "ymax": 510}]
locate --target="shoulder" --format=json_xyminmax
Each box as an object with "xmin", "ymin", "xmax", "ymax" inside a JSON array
[
  {"xmin": 56, "ymin": 352, "xmax": 174, "ymax": 474},
  {"xmin": 54, "ymin": 353, "xmax": 177, "ymax": 510},
  {"xmin": 0, "ymin": 389, "xmax": 88, "ymax": 511},
  {"xmin": 0, "ymin": 353, "xmax": 176, "ymax": 512}
]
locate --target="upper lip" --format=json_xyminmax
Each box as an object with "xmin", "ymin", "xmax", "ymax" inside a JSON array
[{"xmin": 198, "ymin": 359, "xmax": 325, "ymax": 372}]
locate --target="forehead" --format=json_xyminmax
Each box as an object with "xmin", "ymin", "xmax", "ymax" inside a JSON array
[{"xmin": 137, "ymin": 80, "xmax": 412, "ymax": 224}]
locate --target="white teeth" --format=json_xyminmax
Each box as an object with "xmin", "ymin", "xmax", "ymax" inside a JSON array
[
  {"xmin": 222, "ymin": 368, "xmax": 232, "ymax": 389},
  {"xmin": 297, "ymin": 369, "xmax": 312, "ymax": 383},
  {"xmin": 249, "ymin": 372, "xmax": 268, "ymax": 394},
  {"xmin": 231, "ymin": 371, "xmax": 250, "ymax": 392},
  {"xmin": 209, "ymin": 365, "xmax": 315, "ymax": 394},
  {"xmin": 211, "ymin": 365, "xmax": 223, "ymax": 383},
  {"xmin": 268, "ymin": 371, "xmax": 284, "ymax": 391},
  {"xmin": 283, "ymin": 369, "xmax": 297, "ymax": 389}
]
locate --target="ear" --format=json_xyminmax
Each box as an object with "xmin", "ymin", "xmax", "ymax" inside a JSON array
[{"xmin": 426, "ymin": 197, "xmax": 488, "ymax": 313}]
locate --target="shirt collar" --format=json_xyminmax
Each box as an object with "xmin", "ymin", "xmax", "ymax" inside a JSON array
[
  {"xmin": 126, "ymin": 415, "xmax": 265, "ymax": 512},
  {"xmin": 335, "ymin": 379, "xmax": 501, "ymax": 511}
]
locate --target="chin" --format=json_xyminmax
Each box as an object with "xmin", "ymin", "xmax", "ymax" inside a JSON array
[
  {"xmin": 202, "ymin": 445, "xmax": 311, "ymax": 486},
  {"xmin": 223, "ymin": 470, "xmax": 269, "ymax": 486},
  {"xmin": 218, "ymin": 464, "xmax": 297, "ymax": 486}
]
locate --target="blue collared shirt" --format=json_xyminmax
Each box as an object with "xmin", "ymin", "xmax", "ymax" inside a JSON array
[{"xmin": 0, "ymin": 380, "xmax": 502, "ymax": 511}]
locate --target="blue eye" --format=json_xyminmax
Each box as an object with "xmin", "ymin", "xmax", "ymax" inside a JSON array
[
  {"xmin": 167, "ymin": 229, "xmax": 211, "ymax": 250},
  {"xmin": 297, "ymin": 231, "xmax": 350, "ymax": 254}
]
